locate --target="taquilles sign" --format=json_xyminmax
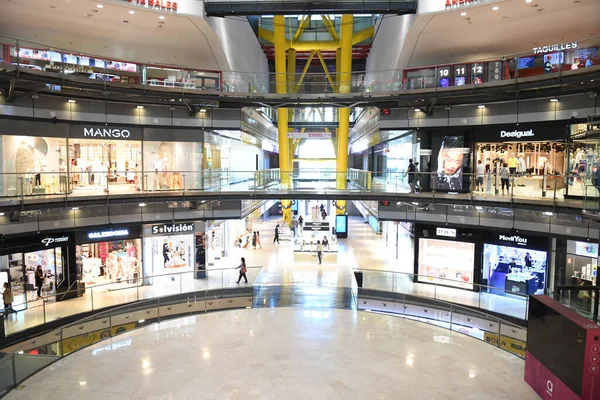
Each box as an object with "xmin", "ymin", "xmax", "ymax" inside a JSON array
[{"xmin": 533, "ymin": 42, "xmax": 578, "ymax": 55}]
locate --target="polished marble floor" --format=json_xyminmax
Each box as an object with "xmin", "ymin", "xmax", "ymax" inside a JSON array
[
  {"xmin": 5, "ymin": 308, "xmax": 538, "ymax": 400},
  {"xmin": 2, "ymin": 215, "xmax": 528, "ymax": 337}
]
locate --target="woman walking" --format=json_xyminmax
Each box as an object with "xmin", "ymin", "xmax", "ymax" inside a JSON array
[
  {"xmin": 3, "ymin": 282, "xmax": 16, "ymax": 316},
  {"xmin": 500, "ymin": 162, "xmax": 510, "ymax": 195},
  {"xmin": 256, "ymin": 231, "xmax": 262, "ymax": 249},
  {"xmin": 35, "ymin": 265, "xmax": 44, "ymax": 300},
  {"xmin": 252, "ymin": 232, "xmax": 257, "ymax": 250},
  {"xmin": 316, "ymin": 240, "xmax": 323, "ymax": 265},
  {"xmin": 236, "ymin": 257, "xmax": 248, "ymax": 284}
]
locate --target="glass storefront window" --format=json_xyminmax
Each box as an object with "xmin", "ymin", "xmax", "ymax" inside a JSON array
[
  {"xmin": 75, "ymin": 239, "xmax": 142, "ymax": 289},
  {"xmin": 566, "ymin": 240, "xmax": 598, "ymax": 285},
  {"xmin": 143, "ymin": 233, "xmax": 195, "ymax": 277},
  {"xmin": 565, "ymin": 124, "xmax": 600, "ymax": 198},
  {"xmin": 0, "ymin": 135, "xmax": 68, "ymax": 197}
]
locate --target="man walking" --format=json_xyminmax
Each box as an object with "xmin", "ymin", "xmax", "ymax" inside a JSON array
[
  {"xmin": 405, "ymin": 159, "xmax": 417, "ymax": 193},
  {"xmin": 273, "ymin": 224, "xmax": 279, "ymax": 244},
  {"xmin": 316, "ymin": 240, "xmax": 323, "ymax": 265}
]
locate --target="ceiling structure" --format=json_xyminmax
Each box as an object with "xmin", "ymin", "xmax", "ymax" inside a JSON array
[
  {"xmin": 0, "ymin": 0, "xmax": 230, "ymax": 70},
  {"xmin": 401, "ymin": 0, "xmax": 600, "ymax": 68}
]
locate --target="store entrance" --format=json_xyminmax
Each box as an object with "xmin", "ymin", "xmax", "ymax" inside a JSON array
[
  {"xmin": 475, "ymin": 141, "xmax": 565, "ymax": 195},
  {"xmin": 69, "ymin": 139, "xmax": 141, "ymax": 194}
]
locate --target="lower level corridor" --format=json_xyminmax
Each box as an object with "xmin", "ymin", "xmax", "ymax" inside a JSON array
[
  {"xmin": 2, "ymin": 215, "xmax": 529, "ymax": 337},
  {"xmin": 5, "ymin": 308, "xmax": 537, "ymax": 400}
]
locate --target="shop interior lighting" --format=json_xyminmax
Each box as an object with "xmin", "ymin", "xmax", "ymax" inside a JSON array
[
  {"xmin": 478, "ymin": 105, "xmax": 485, "ymax": 109},
  {"xmin": 550, "ymin": 98, "xmax": 559, "ymax": 102},
  {"xmin": 68, "ymin": 99, "xmax": 76, "ymax": 103},
  {"xmin": 139, "ymin": 203, "xmax": 147, "ymax": 207},
  {"xmin": 136, "ymin": 105, "xmax": 144, "ymax": 109}
]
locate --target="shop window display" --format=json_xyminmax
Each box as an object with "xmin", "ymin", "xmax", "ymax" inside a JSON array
[
  {"xmin": 565, "ymin": 240, "xmax": 598, "ymax": 285},
  {"xmin": 143, "ymin": 141, "xmax": 200, "ymax": 191},
  {"xmin": 565, "ymin": 123, "xmax": 600, "ymax": 198},
  {"xmin": 417, "ymin": 238, "xmax": 475, "ymax": 289},
  {"xmin": 144, "ymin": 234, "xmax": 195, "ymax": 276},
  {"xmin": 69, "ymin": 139, "xmax": 141, "ymax": 193},
  {"xmin": 0, "ymin": 135, "xmax": 67, "ymax": 196},
  {"xmin": 483, "ymin": 244, "xmax": 547, "ymax": 296},
  {"xmin": 75, "ymin": 240, "xmax": 142, "ymax": 288}
]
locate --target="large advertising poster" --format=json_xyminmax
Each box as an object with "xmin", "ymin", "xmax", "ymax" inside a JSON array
[
  {"xmin": 418, "ymin": 238, "xmax": 475, "ymax": 289},
  {"xmin": 435, "ymin": 136, "xmax": 469, "ymax": 191}
]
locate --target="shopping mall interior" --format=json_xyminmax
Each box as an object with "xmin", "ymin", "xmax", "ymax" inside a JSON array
[{"xmin": 2, "ymin": 0, "xmax": 600, "ymax": 398}]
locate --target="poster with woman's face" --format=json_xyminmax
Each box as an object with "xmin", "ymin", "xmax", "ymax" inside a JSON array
[{"xmin": 436, "ymin": 136, "xmax": 469, "ymax": 191}]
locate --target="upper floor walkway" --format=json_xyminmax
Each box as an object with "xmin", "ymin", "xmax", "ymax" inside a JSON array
[{"xmin": 2, "ymin": 36, "xmax": 600, "ymax": 107}]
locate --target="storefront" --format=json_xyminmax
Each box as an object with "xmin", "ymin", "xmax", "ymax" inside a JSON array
[
  {"xmin": 471, "ymin": 122, "xmax": 567, "ymax": 195},
  {"xmin": 142, "ymin": 222, "xmax": 199, "ymax": 282},
  {"xmin": 0, "ymin": 232, "xmax": 77, "ymax": 309},
  {"xmin": 565, "ymin": 240, "xmax": 598, "ymax": 286},
  {"xmin": 482, "ymin": 231, "xmax": 549, "ymax": 296},
  {"xmin": 74, "ymin": 225, "xmax": 143, "ymax": 290},
  {"xmin": 564, "ymin": 122, "xmax": 600, "ymax": 198},
  {"xmin": 414, "ymin": 225, "xmax": 479, "ymax": 290}
]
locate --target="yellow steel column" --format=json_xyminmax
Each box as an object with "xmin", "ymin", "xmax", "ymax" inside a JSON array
[
  {"xmin": 274, "ymin": 15, "xmax": 292, "ymax": 224},
  {"xmin": 335, "ymin": 14, "xmax": 353, "ymax": 215}
]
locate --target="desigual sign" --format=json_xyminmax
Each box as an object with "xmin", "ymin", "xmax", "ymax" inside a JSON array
[
  {"xmin": 499, "ymin": 234, "xmax": 528, "ymax": 246},
  {"xmin": 151, "ymin": 223, "xmax": 194, "ymax": 235},
  {"xmin": 500, "ymin": 129, "xmax": 534, "ymax": 139},
  {"xmin": 83, "ymin": 128, "xmax": 131, "ymax": 139},
  {"xmin": 41, "ymin": 236, "xmax": 70, "ymax": 247},
  {"xmin": 122, "ymin": 0, "xmax": 178, "ymax": 11},
  {"xmin": 533, "ymin": 42, "xmax": 578, "ymax": 55}
]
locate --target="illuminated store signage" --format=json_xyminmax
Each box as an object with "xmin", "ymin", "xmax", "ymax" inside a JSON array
[
  {"xmin": 88, "ymin": 229, "xmax": 130, "ymax": 240},
  {"xmin": 152, "ymin": 223, "xmax": 194, "ymax": 235},
  {"xmin": 533, "ymin": 42, "xmax": 578, "ymax": 55},
  {"xmin": 83, "ymin": 128, "xmax": 131, "ymax": 139},
  {"xmin": 499, "ymin": 234, "xmax": 528, "ymax": 246},
  {"xmin": 445, "ymin": 0, "xmax": 483, "ymax": 8},
  {"xmin": 500, "ymin": 129, "xmax": 534, "ymax": 139},
  {"xmin": 123, "ymin": 0, "xmax": 178, "ymax": 12},
  {"xmin": 436, "ymin": 228, "xmax": 456, "ymax": 238},
  {"xmin": 41, "ymin": 236, "xmax": 69, "ymax": 246}
]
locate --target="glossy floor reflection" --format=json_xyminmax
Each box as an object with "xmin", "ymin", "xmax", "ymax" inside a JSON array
[{"xmin": 6, "ymin": 308, "xmax": 537, "ymax": 400}]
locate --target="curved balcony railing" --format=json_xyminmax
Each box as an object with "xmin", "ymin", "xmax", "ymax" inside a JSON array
[
  {"xmin": 0, "ymin": 168, "xmax": 591, "ymax": 209},
  {"xmin": 1, "ymin": 34, "xmax": 599, "ymax": 97},
  {"xmin": 0, "ymin": 267, "xmax": 529, "ymax": 396}
]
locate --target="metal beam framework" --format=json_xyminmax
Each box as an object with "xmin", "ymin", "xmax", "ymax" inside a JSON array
[{"xmin": 205, "ymin": 1, "xmax": 418, "ymax": 17}]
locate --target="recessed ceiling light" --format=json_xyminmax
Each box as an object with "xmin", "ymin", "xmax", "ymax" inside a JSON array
[
  {"xmin": 137, "ymin": 105, "xmax": 144, "ymax": 109},
  {"xmin": 129, "ymin": 10, "xmax": 135, "ymax": 14},
  {"xmin": 550, "ymin": 98, "xmax": 558, "ymax": 102},
  {"xmin": 159, "ymin": 15, "xmax": 165, "ymax": 20},
  {"xmin": 96, "ymin": 4, "xmax": 103, "ymax": 8},
  {"xmin": 415, "ymin": 108, "xmax": 422, "ymax": 112},
  {"xmin": 478, "ymin": 105, "xmax": 486, "ymax": 109},
  {"xmin": 72, "ymin": 207, "xmax": 79, "ymax": 210},
  {"xmin": 0, "ymin": 213, "xmax": 4, "ymax": 216},
  {"xmin": 199, "ymin": 108, "xmax": 207, "ymax": 113},
  {"xmin": 526, "ymin": 0, "xmax": 532, "ymax": 2},
  {"xmin": 68, "ymin": 99, "xmax": 76, "ymax": 103},
  {"xmin": 139, "ymin": 203, "xmax": 147, "ymax": 207},
  {"xmin": 460, "ymin": 12, "xmax": 467, "ymax": 16},
  {"xmin": 492, "ymin": 6, "xmax": 499, "ymax": 11}
]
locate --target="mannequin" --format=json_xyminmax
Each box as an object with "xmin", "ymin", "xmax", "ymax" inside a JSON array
[
  {"xmin": 152, "ymin": 155, "xmax": 162, "ymax": 190},
  {"xmin": 59, "ymin": 159, "xmax": 67, "ymax": 192},
  {"xmin": 24, "ymin": 168, "xmax": 33, "ymax": 195},
  {"xmin": 34, "ymin": 161, "xmax": 41, "ymax": 187},
  {"xmin": 507, "ymin": 152, "xmax": 518, "ymax": 176},
  {"xmin": 517, "ymin": 153, "xmax": 526, "ymax": 187},
  {"xmin": 161, "ymin": 151, "xmax": 169, "ymax": 189}
]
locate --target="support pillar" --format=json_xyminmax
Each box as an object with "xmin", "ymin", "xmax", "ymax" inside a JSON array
[
  {"xmin": 335, "ymin": 15, "xmax": 353, "ymax": 215},
  {"xmin": 274, "ymin": 15, "xmax": 292, "ymax": 224}
]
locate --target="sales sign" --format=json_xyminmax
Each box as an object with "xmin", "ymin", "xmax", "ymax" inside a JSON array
[
  {"xmin": 286, "ymin": 132, "xmax": 332, "ymax": 139},
  {"xmin": 123, "ymin": 0, "xmax": 178, "ymax": 12},
  {"xmin": 445, "ymin": 0, "xmax": 483, "ymax": 9}
]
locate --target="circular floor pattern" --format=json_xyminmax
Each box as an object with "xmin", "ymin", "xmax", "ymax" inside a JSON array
[{"xmin": 7, "ymin": 308, "xmax": 538, "ymax": 400}]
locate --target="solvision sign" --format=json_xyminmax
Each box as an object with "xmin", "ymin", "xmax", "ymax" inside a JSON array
[
  {"xmin": 151, "ymin": 222, "xmax": 194, "ymax": 235},
  {"xmin": 500, "ymin": 129, "xmax": 534, "ymax": 139}
]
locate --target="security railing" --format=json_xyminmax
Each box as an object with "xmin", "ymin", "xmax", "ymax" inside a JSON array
[{"xmin": 2, "ymin": 35, "xmax": 599, "ymax": 96}]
